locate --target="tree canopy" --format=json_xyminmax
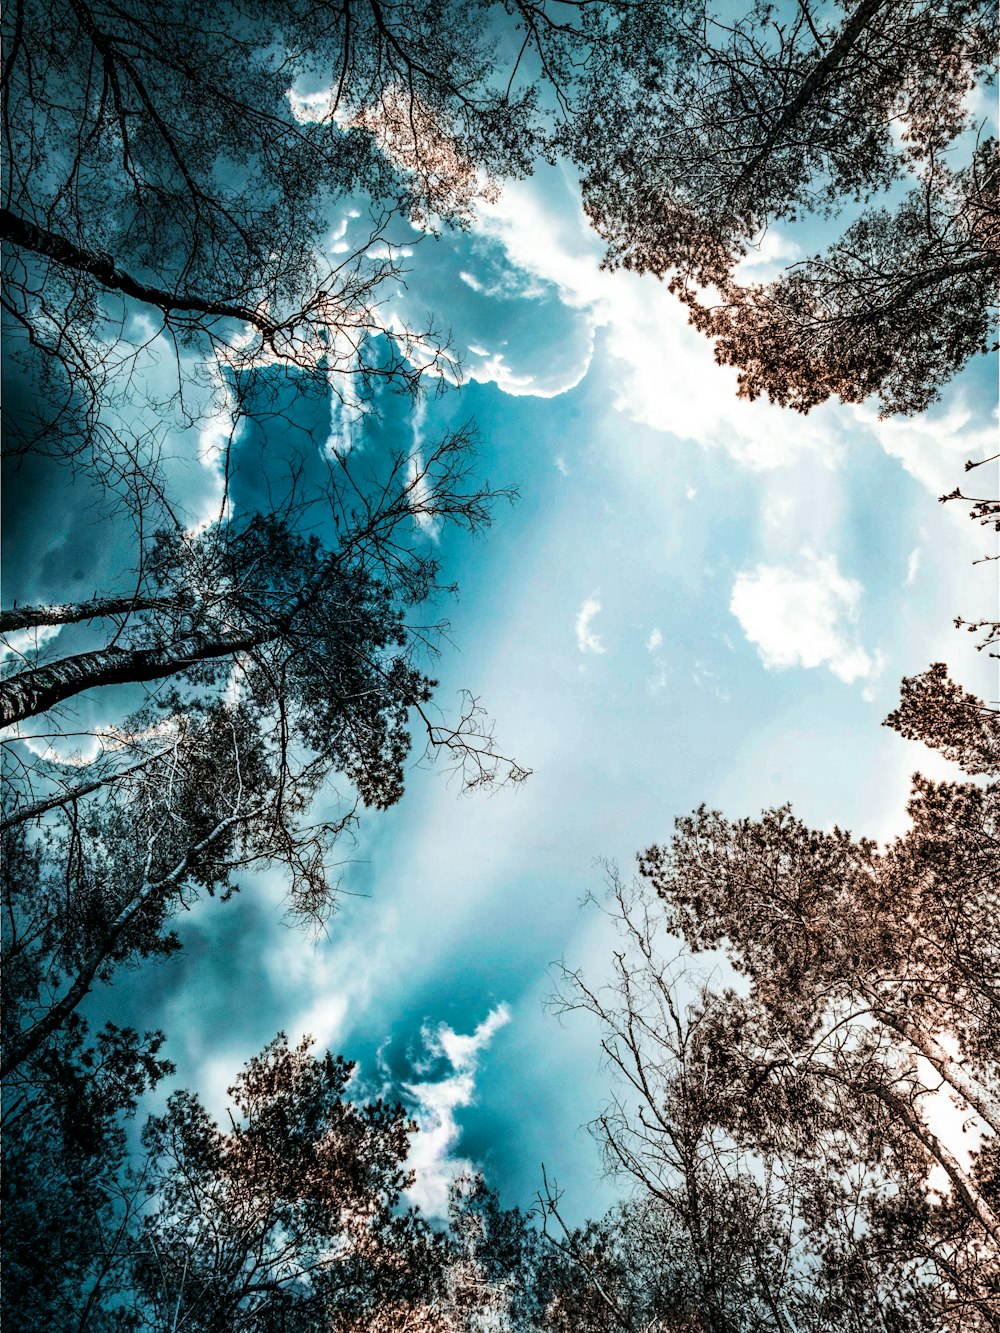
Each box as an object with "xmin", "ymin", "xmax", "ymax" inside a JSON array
[
  {"xmin": 3, "ymin": 0, "xmax": 998, "ymax": 1328},
  {"xmin": 565, "ymin": 0, "xmax": 998, "ymax": 414},
  {"xmin": 552, "ymin": 666, "xmax": 1000, "ymax": 1329}
]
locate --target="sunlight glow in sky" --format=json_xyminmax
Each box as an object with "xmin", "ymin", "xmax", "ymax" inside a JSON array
[{"xmin": 15, "ymin": 158, "xmax": 995, "ymax": 1223}]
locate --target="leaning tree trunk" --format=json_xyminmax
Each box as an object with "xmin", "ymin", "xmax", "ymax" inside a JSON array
[
  {"xmin": 0, "ymin": 593, "xmax": 177, "ymax": 634},
  {"xmin": 0, "ymin": 628, "xmax": 269, "ymax": 727},
  {"xmin": 0, "ymin": 551, "xmax": 341, "ymax": 726}
]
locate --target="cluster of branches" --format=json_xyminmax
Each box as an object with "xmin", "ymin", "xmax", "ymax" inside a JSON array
[
  {"xmin": 0, "ymin": 1014, "xmax": 653, "ymax": 1331},
  {"xmin": 546, "ymin": 663, "xmax": 1000, "ymax": 1331},
  {"xmin": 941, "ymin": 449, "xmax": 1000, "ymax": 656},
  {"xmin": 0, "ymin": 0, "xmax": 558, "ymax": 474},
  {"xmin": 549, "ymin": 0, "xmax": 999, "ymax": 414},
  {"xmin": 7, "ymin": 659, "xmax": 996, "ymax": 1330},
  {"xmin": 2, "ymin": 429, "xmax": 529, "ymax": 1102},
  {"xmin": 3, "ymin": 0, "xmax": 995, "ymax": 461}
]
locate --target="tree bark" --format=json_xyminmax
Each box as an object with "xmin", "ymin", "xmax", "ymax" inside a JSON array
[
  {"xmin": 0, "ymin": 748, "xmax": 175, "ymax": 832},
  {"xmin": 732, "ymin": 0, "xmax": 886, "ymax": 198},
  {"xmin": 0, "ymin": 594, "xmax": 176, "ymax": 634},
  {"xmin": 0, "ymin": 545, "xmax": 347, "ymax": 726},
  {"xmin": 0, "ymin": 627, "xmax": 270, "ymax": 727}
]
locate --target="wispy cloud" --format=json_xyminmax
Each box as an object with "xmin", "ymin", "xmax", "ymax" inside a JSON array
[
  {"xmin": 403, "ymin": 1005, "xmax": 511, "ymax": 1216},
  {"xmin": 575, "ymin": 596, "xmax": 606, "ymax": 654},
  {"xmin": 0, "ymin": 623, "xmax": 62, "ymax": 666},
  {"xmin": 730, "ymin": 552, "xmax": 882, "ymax": 685}
]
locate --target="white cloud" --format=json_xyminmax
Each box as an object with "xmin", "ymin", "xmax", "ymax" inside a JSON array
[
  {"xmin": 906, "ymin": 548, "xmax": 922, "ymax": 586},
  {"xmin": 466, "ymin": 172, "xmax": 995, "ymax": 501},
  {"xmin": 406, "ymin": 396, "xmax": 442, "ymax": 541},
  {"xmin": 470, "ymin": 172, "xmax": 845, "ymax": 470},
  {"xmin": 575, "ymin": 596, "xmax": 606, "ymax": 654},
  {"xmin": 0, "ymin": 623, "xmax": 62, "ymax": 666},
  {"xmin": 463, "ymin": 348, "xmax": 540, "ymax": 396},
  {"xmin": 403, "ymin": 1005, "xmax": 511, "ymax": 1216},
  {"xmin": 730, "ymin": 552, "xmax": 881, "ymax": 684},
  {"xmin": 854, "ymin": 396, "xmax": 998, "ymax": 507},
  {"xmin": 646, "ymin": 628, "xmax": 663, "ymax": 652},
  {"xmin": 735, "ymin": 226, "xmax": 802, "ymax": 275}
]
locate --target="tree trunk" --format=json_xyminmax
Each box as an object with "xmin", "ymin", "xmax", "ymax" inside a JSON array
[
  {"xmin": 732, "ymin": 0, "xmax": 886, "ymax": 198},
  {"xmin": 0, "ymin": 748, "xmax": 175, "ymax": 832},
  {"xmin": 0, "ymin": 594, "xmax": 177, "ymax": 634},
  {"xmin": 870, "ymin": 1082, "xmax": 1000, "ymax": 1244},
  {"xmin": 0, "ymin": 627, "xmax": 269, "ymax": 726},
  {"xmin": 878, "ymin": 1007, "xmax": 1000, "ymax": 1139},
  {"xmin": 1, "ymin": 549, "xmax": 341, "ymax": 726},
  {"xmin": 0, "ymin": 207, "xmax": 275, "ymax": 336}
]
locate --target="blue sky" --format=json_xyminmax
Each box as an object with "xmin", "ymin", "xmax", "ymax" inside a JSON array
[{"xmin": 13, "ymin": 157, "xmax": 996, "ymax": 1226}]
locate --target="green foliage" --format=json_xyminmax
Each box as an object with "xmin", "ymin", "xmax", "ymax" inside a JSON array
[{"xmin": 2, "ymin": 1019, "xmax": 172, "ymax": 1333}]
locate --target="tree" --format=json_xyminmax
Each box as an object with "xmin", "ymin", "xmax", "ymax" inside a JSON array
[
  {"xmin": 1, "ymin": 1012, "xmax": 172, "ymax": 1332},
  {"xmin": 565, "ymin": 0, "xmax": 999, "ymax": 414},
  {"xmin": 559, "ymin": 880, "xmax": 999, "ymax": 1329},
  {"xmin": 554, "ymin": 664, "xmax": 1000, "ymax": 1329},
  {"xmin": 126, "ymin": 1034, "xmax": 449, "ymax": 1331},
  {"xmin": 2, "ymin": 432, "xmax": 527, "ymax": 1080},
  {"xmin": 1, "ymin": 0, "xmax": 549, "ymax": 474},
  {"xmin": 4, "ymin": 1027, "xmax": 489, "ymax": 1331}
]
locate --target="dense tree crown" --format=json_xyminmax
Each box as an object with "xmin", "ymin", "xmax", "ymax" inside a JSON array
[
  {"xmin": 564, "ymin": 0, "xmax": 999, "ymax": 414},
  {"xmin": 550, "ymin": 668, "xmax": 1000, "ymax": 1330}
]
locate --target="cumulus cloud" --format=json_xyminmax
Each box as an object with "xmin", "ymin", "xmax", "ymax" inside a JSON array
[
  {"xmin": 575, "ymin": 596, "xmax": 606, "ymax": 654},
  {"xmin": 858, "ymin": 396, "xmax": 998, "ymax": 505},
  {"xmin": 403, "ymin": 1005, "xmax": 511, "ymax": 1216},
  {"xmin": 470, "ymin": 171, "xmax": 844, "ymax": 470},
  {"xmin": 730, "ymin": 552, "xmax": 881, "ymax": 684}
]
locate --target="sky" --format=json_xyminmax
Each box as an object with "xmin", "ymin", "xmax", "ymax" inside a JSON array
[{"xmin": 6, "ymin": 157, "xmax": 997, "ymax": 1227}]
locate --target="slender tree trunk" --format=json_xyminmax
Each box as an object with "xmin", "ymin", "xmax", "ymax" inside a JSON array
[
  {"xmin": 0, "ymin": 627, "xmax": 269, "ymax": 726},
  {"xmin": 733, "ymin": 0, "xmax": 885, "ymax": 196},
  {"xmin": 0, "ymin": 594, "xmax": 177, "ymax": 634},
  {"xmin": 0, "ymin": 747, "xmax": 175, "ymax": 832},
  {"xmin": 876, "ymin": 1007, "xmax": 1000, "ymax": 1139},
  {"xmin": 1, "ymin": 549, "xmax": 343, "ymax": 726},
  {"xmin": 870, "ymin": 1082, "xmax": 1000, "ymax": 1243},
  {"xmin": 0, "ymin": 208, "xmax": 275, "ymax": 336}
]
